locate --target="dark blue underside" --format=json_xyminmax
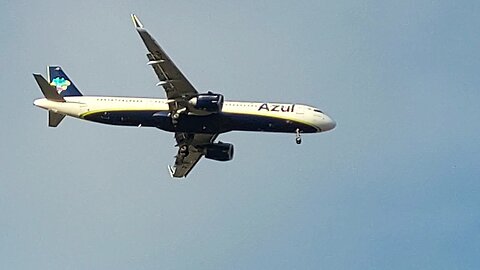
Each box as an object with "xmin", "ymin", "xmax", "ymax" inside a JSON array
[{"xmin": 83, "ymin": 110, "xmax": 318, "ymax": 134}]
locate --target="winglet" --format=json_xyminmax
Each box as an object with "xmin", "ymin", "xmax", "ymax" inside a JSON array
[
  {"xmin": 33, "ymin": 73, "xmax": 65, "ymax": 102},
  {"xmin": 131, "ymin": 14, "xmax": 144, "ymax": 28},
  {"xmin": 167, "ymin": 165, "xmax": 175, "ymax": 178}
]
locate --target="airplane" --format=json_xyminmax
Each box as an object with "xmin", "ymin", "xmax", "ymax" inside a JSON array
[{"xmin": 33, "ymin": 14, "xmax": 336, "ymax": 178}]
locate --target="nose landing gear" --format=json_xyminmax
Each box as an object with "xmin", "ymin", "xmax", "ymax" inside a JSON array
[{"xmin": 295, "ymin": 128, "xmax": 302, "ymax": 144}]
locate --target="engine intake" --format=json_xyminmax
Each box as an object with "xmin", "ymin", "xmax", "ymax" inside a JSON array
[
  {"xmin": 204, "ymin": 142, "xmax": 234, "ymax": 162},
  {"xmin": 189, "ymin": 93, "xmax": 224, "ymax": 113}
]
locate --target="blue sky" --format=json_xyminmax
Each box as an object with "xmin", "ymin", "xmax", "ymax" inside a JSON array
[{"xmin": 1, "ymin": 0, "xmax": 479, "ymax": 269}]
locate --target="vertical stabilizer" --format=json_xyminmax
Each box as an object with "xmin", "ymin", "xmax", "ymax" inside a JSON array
[{"xmin": 47, "ymin": 66, "xmax": 83, "ymax": 97}]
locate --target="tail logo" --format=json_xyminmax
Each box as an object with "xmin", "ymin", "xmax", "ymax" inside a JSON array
[{"xmin": 50, "ymin": 77, "xmax": 71, "ymax": 93}]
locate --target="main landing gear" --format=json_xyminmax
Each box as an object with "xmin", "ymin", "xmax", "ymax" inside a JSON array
[
  {"xmin": 171, "ymin": 112, "xmax": 180, "ymax": 125},
  {"xmin": 171, "ymin": 107, "xmax": 186, "ymax": 126},
  {"xmin": 179, "ymin": 145, "xmax": 189, "ymax": 158},
  {"xmin": 295, "ymin": 128, "xmax": 302, "ymax": 145}
]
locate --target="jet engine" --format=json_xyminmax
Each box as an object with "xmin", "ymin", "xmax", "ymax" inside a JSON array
[
  {"xmin": 189, "ymin": 93, "xmax": 224, "ymax": 113},
  {"xmin": 204, "ymin": 142, "xmax": 234, "ymax": 161}
]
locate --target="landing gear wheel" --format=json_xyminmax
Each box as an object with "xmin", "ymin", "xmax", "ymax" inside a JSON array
[
  {"xmin": 179, "ymin": 145, "xmax": 189, "ymax": 157},
  {"xmin": 295, "ymin": 128, "xmax": 302, "ymax": 144},
  {"xmin": 171, "ymin": 112, "xmax": 181, "ymax": 126}
]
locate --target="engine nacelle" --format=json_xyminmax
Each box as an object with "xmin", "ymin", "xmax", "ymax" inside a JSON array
[
  {"xmin": 189, "ymin": 93, "xmax": 224, "ymax": 113},
  {"xmin": 204, "ymin": 142, "xmax": 234, "ymax": 162}
]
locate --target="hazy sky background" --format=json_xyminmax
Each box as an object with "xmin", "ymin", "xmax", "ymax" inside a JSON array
[{"xmin": 1, "ymin": 0, "xmax": 479, "ymax": 269}]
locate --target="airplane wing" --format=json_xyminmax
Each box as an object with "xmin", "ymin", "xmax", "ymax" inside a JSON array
[
  {"xmin": 131, "ymin": 15, "xmax": 217, "ymax": 178},
  {"xmin": 131, "ymin": 14, "xmax": 198, "ymax": 100},
  {"xmin": 169, "ymin": 133, "xmax": 218, "ymax": 178}
]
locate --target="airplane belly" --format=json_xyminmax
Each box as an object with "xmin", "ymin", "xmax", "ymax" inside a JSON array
[
  {"xmin": 222, "ymin": 113, "xmax": 318, "ymax": 133},
  {"xmin": 154, "ymin": 112, "xmax": 227, "ymax": 133},
  {"xmin": 83, "ymin": 110, "xmax": 160, "ymax": 127},
  {"xmin": 153, "ymin": 112, "xmax": 318, "ymax": 133},
  {"xmin": 82, "ymin": 110, "xmax": 318, "ymax": 133}
]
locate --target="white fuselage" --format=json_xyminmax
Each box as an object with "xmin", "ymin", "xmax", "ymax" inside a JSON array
[{"xmin": 33, "ymin": 96, "xmax": 336, "ymax": 134}]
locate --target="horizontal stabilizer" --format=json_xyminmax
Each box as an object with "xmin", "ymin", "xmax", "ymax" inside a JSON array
[
  {"xmin": 49, "ymin": 111, "xmax": 65, "ymax": 127},
  {"xmin": 33, "ymin": 74, "xmax": 65, "ymax": 102}
]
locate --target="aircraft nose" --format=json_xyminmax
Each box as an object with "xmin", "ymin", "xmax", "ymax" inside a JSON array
[{"xmin": 321, "ymin": 114, "xmax": 336, "ymax": 132}]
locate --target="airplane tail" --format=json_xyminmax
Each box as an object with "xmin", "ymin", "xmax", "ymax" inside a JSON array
[
  {"xmin": 47, "ymin": 66, "xmax": 83, "ymax": 97},
  {"xmin": 33, "ymin": 65, "xmax": 83, "ymax": 127}
]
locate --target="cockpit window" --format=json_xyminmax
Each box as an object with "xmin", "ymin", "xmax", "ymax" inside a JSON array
[{"xmin": 314, "ymin": 109, "xmax": 323, "ymax": 113}]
